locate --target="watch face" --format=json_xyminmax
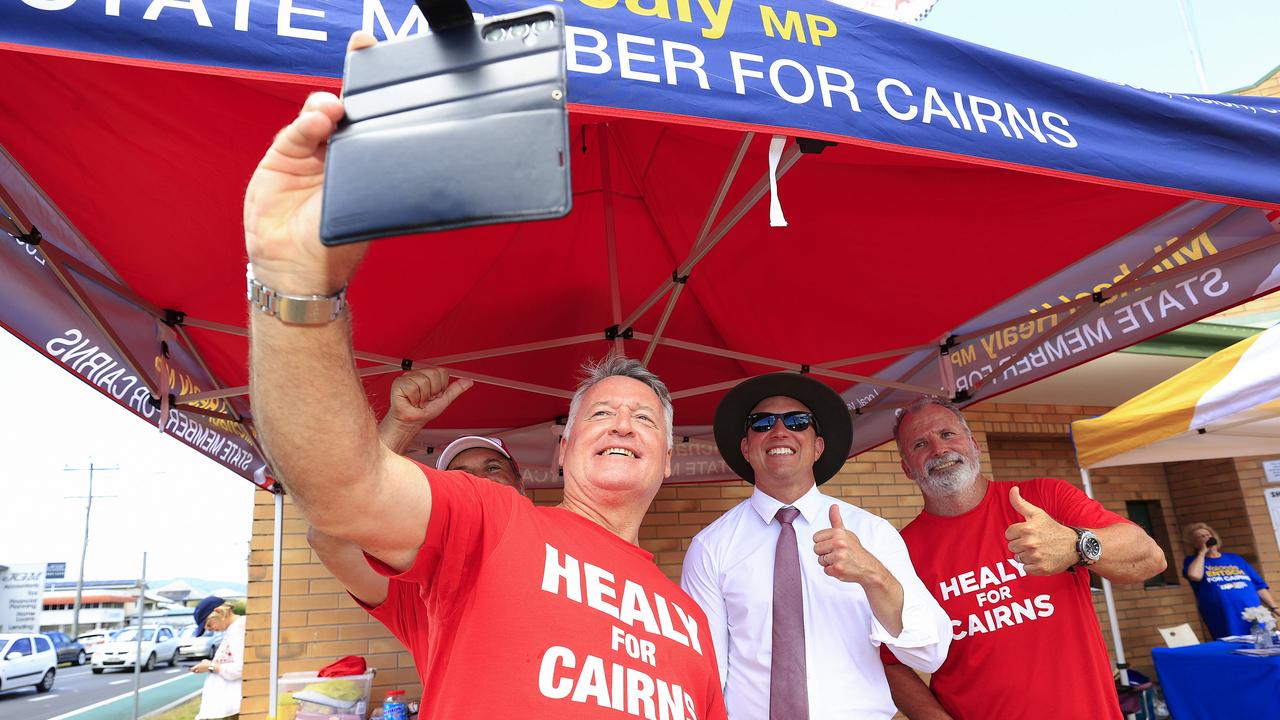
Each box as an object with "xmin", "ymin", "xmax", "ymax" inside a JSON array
[{"xmin": 1082, "ymin": 533, "xmax": 1103, "ymax": 561}]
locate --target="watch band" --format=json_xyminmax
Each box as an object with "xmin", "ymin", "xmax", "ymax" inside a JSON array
[{"xmin": 246, "ymin": 265, "xmax": 347, "ymax": 325}]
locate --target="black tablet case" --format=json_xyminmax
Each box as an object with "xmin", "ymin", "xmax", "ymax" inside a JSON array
[{"xmin": 320, "ymin": 6, "xmax": 570, "ymax": 246}]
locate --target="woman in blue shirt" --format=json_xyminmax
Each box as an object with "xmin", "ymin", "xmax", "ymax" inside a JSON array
[{"xmin": 1182, "ymin": 522, "xmax": 1278, "ymax": 638}]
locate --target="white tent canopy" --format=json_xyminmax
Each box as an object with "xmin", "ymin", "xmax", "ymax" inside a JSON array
[{"xmin": 1073, "ymin": 323, "xmax": 1280, "ymax": 469}]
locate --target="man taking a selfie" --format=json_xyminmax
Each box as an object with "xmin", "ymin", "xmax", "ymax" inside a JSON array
[{"xmin": 243, "ymin": 33, "xmax": 726, "ymax": 720}]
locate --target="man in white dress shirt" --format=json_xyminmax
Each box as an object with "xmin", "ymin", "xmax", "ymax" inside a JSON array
[{"xmin": 681, "ymin": 372, "xmax": 951, "ymax": 719}]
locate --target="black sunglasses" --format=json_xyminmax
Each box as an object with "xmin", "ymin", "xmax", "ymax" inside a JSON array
[{"xmin": 746, "ymin": 411, "xmax": 819, "ymax": 434}]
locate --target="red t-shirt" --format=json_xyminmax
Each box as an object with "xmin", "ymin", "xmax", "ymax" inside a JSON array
[
  {"xmin": 366, "ymin": 461, "xmax": 727, "ymax": 720},
  {"xmin": 882, "ymin": 478, "xmax": 1126, "ymax": 720}
]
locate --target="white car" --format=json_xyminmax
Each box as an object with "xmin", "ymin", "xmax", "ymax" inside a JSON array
[
  {"xmin": 176, "ymin": 624, "xmax": 222, "ymax": 660},
  {"xmin": 0, "ymin": 633, "xmax": 57, "ymax": 695},
  {"xmin": 77, "ymin": 628, "xmax": 120, "ymax": 651},
  {"xmin": 90, "ymin": 626, "xmax": 180, "ymax": 673}
]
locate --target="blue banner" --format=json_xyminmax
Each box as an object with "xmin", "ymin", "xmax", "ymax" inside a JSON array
[{"xmin": 6, "ymin": 0, "xmax": 1280, "ymax": 207}]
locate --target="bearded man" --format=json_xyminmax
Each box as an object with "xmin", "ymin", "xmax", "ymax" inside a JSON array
[{"xmin": 882, "ymin": 396, "xmax": 1166, "ymax": 720}]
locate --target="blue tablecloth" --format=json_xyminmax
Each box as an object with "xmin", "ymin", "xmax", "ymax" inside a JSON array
[{"xmin": 1152, "ymin": 641, "xmax": 1280, "ymax": 719}]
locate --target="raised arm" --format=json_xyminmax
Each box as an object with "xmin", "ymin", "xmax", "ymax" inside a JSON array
[
  {"xmin": 1089, "ymin": 521, "xmax": 1167, "ymax": 583},
  {"xmin": 244, "ymin": 34, "xmax": 427, "ymax": 571},
  {"xmin": 1184, "ymin": 547, "xmax": 1208, "ymax": 581},
  {"xmin": 307, "ymin": 527, "xmax": 389, "ymax": 606},
  {"xmin": 815, "ymin": 506, "xmax": 950, "ymax": 672},
  {"xmin": 308, "ymin": 367, "xmax": 474, "ymax": 603},
  {"xmin": 1006, "ymin": 486, "xmax": 1166, "ymax": 584}
]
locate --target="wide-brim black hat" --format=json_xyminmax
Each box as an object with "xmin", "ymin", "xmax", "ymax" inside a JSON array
[{"xmin": 714, "ymin": 372, "xmax": 854, "ymax": 485}]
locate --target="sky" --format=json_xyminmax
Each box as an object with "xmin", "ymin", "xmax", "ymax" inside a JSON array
[
  {"xmin": 918, "ymin": 0, "xmax": 1280, "ymax": 94},
  {"xmin": 0, "ymin": 329, "xmax": 255, "ymax": 585},
  {"xmin": 2, "ymin": 0, "xmax": 1277, "ymax": 589}
]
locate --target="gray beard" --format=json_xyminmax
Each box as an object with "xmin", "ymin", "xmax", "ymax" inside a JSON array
[{"xmin": 914, "ymin": 451, "xmax": 979, "ymax": 495}]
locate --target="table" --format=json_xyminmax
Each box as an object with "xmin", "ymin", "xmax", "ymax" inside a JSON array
[{"xmin": 1151, "ymin": 641, "xmax": 1280, "ymax": 719}]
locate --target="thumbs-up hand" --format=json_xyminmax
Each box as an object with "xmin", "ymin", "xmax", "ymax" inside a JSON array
[
  {"xmin": 813, "ymin": 504, "xmax": 888, "ymax": 584},
  {"xmin": 1005, "ymin": 485, "xmax": 1077, "ymax": 575}
]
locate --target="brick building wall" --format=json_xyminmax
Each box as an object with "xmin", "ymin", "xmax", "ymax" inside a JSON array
[{"xmin": 240, "ymin": 401, "xmax": 1280, "ymax": 718}]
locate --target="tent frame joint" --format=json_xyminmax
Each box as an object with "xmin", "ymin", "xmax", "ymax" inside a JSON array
[
  {"xmin": 795, "ymin": 137, "xmax": 836, "ymax": 154},
  {"xmin": 401, "ymin": 358, "xmax": 413, "ymax": 371},
  {"xmin": 671, "ymin": 270, "xmax": 690, "ymax": 285},
  {"xmin": 16, "ymin": 225, "xmax": 43, "ymax": 245},
  {"xmin": 939, "ymin": 334, "xmax": 958, "ymax": 355},
  {"xmin": 952, "ymin": 388, "xmax": 971, "ymax": 404},
  {"xmin": 148, "ymin": 392, "xmax": 177, "ymax": 409},
  {"xmin": 1091, "ymin": 290, "xmax": 1109, "ymax": 304},
  {"xmin": 162, "ymin": 308, "xmax": 186, "ymax": 327},
  {"xmin": 604, "ymin": 324, "xmax": 634, "ymax": 341}
]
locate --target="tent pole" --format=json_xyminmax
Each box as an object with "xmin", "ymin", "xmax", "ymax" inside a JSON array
[
  {"xmin": 269, "ymin": 490, "xmax": 283, "ymax": 719},
  {"xmin": 1080, "ymin": 467, "xmax": 1131, "ymax": 700},
  {"xmin": 635, "ymin": 332, "xmax": 941, "ymax": 394},
  {"xmin": 597, "ymin": 125, "xmax": 624, "ymax": 354},
  {"xmin": 815, "ymin": 341, "xmax": 938, "ymax": 370},
  {"xmin": 620, "ymin": 139, "xmax": 798, "ymax": 331},
  {"xmin": 617, "ymin": 132, "xmax": 751, "ymax": 331},
  {"xmin": 637, "ymin": 132, "xmax": 753, "ymax": 363},
  {"xmin": 37, "ymin": 249, "xmax": 160, "ymax": 398},
  {"xmin": 641, "ymin": 283, "xmax": 686, "ymax": 366}
]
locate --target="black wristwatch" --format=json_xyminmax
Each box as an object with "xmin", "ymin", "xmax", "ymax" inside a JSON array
[{"xmin": 1070, "ymin": 527, "xmax": 1102, "ymax": 567}]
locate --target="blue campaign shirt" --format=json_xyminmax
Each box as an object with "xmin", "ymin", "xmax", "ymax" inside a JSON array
[{"xmin": 1182, "ymin": 552, "xmax": 1270, "ymax": 638}]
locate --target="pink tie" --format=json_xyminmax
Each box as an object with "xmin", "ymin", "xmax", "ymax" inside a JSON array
[{"xmin": 771, "ymin": 506, "xmax": 808, "ymax": 720}]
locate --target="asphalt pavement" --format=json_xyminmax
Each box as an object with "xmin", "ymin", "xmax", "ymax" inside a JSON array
[{"xmin": 0, "ymin": 660, "xmax": 203, "ymax": 720}]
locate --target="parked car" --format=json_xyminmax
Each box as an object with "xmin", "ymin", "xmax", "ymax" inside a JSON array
[
  {"xmin": 44, "ymin": 631, "xmax": 88, "ymax": 666},
  {"xmin": 175, "ymin": 624, "xmax": 222, "ymax": 661},
  {"xmin": 89, "ymin": 626, "xmax": 180, "ymax": 673},
  {"xmin": 0, "ymin": 633, "xmax": 57, "ymax": 695},
  {"xmin": 77, "ymin": 628, "xmax": 120, "ymax": 651}
]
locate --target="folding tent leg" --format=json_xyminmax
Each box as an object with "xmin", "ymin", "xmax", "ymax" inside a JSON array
[
  {"xmin": 1080, "ymin": 467, "xmax": 1131, "ymax": 716},
  {"xmin": 268, "ymin": 491, "xmax": 283, "ymax": 718}
]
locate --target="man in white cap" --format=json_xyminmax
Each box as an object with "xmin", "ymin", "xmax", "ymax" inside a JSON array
[
  {"xmin": 376, "ymin": 368, "xmax": 524, "ymax": 495},
  {"xmin": 308, "ymin": 367, "xmax": 523, "ymax": 682},
  {"xmin": 681, "ymin": 372, "xmax": 950, "ymax": 719}
]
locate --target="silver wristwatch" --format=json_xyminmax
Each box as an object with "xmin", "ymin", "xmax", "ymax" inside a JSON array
[
  {"xmin": 246, "ymin": 264, "xmax": 347, "ymax": 325},
  {"xmin": 1070, "ymin": 527, "xmax": 1103, "ymax": 567}
]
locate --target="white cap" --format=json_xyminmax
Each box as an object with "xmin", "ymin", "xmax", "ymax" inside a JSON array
[{"xmin": 437, "ymin": 435, "xmax": 517, "ymax": 472}]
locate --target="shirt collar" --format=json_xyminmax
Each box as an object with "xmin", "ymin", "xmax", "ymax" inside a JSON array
[{"xmin": 749, "ymin": 483, "xmax": 824, "ymax": 525}]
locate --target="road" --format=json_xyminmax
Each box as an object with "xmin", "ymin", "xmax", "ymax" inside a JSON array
[{"xmin": 0, "ymin": 660, "xmax": 204, "ymax": 720}]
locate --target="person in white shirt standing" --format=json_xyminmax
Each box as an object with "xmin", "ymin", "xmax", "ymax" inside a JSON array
[
  {"xmin": 190, "ymin": 595, "xmax": 246, "ymax": 720},
  {"xmin": 681, "ymin": 372, "xmax": 951, "ymax": 719}
]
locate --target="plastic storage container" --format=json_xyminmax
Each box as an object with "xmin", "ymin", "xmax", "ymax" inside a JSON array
[{"xmin": 276, "ymin": 670, "xmax": 375, "ymax": 720}]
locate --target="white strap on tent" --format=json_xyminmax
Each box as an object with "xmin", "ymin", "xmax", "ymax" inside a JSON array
[{"xmin": 768, "ymin": 135, "xmax": 788, "ymax": 227}]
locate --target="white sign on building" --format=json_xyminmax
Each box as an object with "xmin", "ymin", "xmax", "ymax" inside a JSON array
[
  {"xmin": 1267, "ymin": 487, "xmax": 1280, "ymax": 557},
  {"xmin": 1263, "ymin": 458, "xmax": 1280, "ymax": 484},
  {"xmin": 0, "ymin": 563, "xmax": 47, "ymax": 633}
]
